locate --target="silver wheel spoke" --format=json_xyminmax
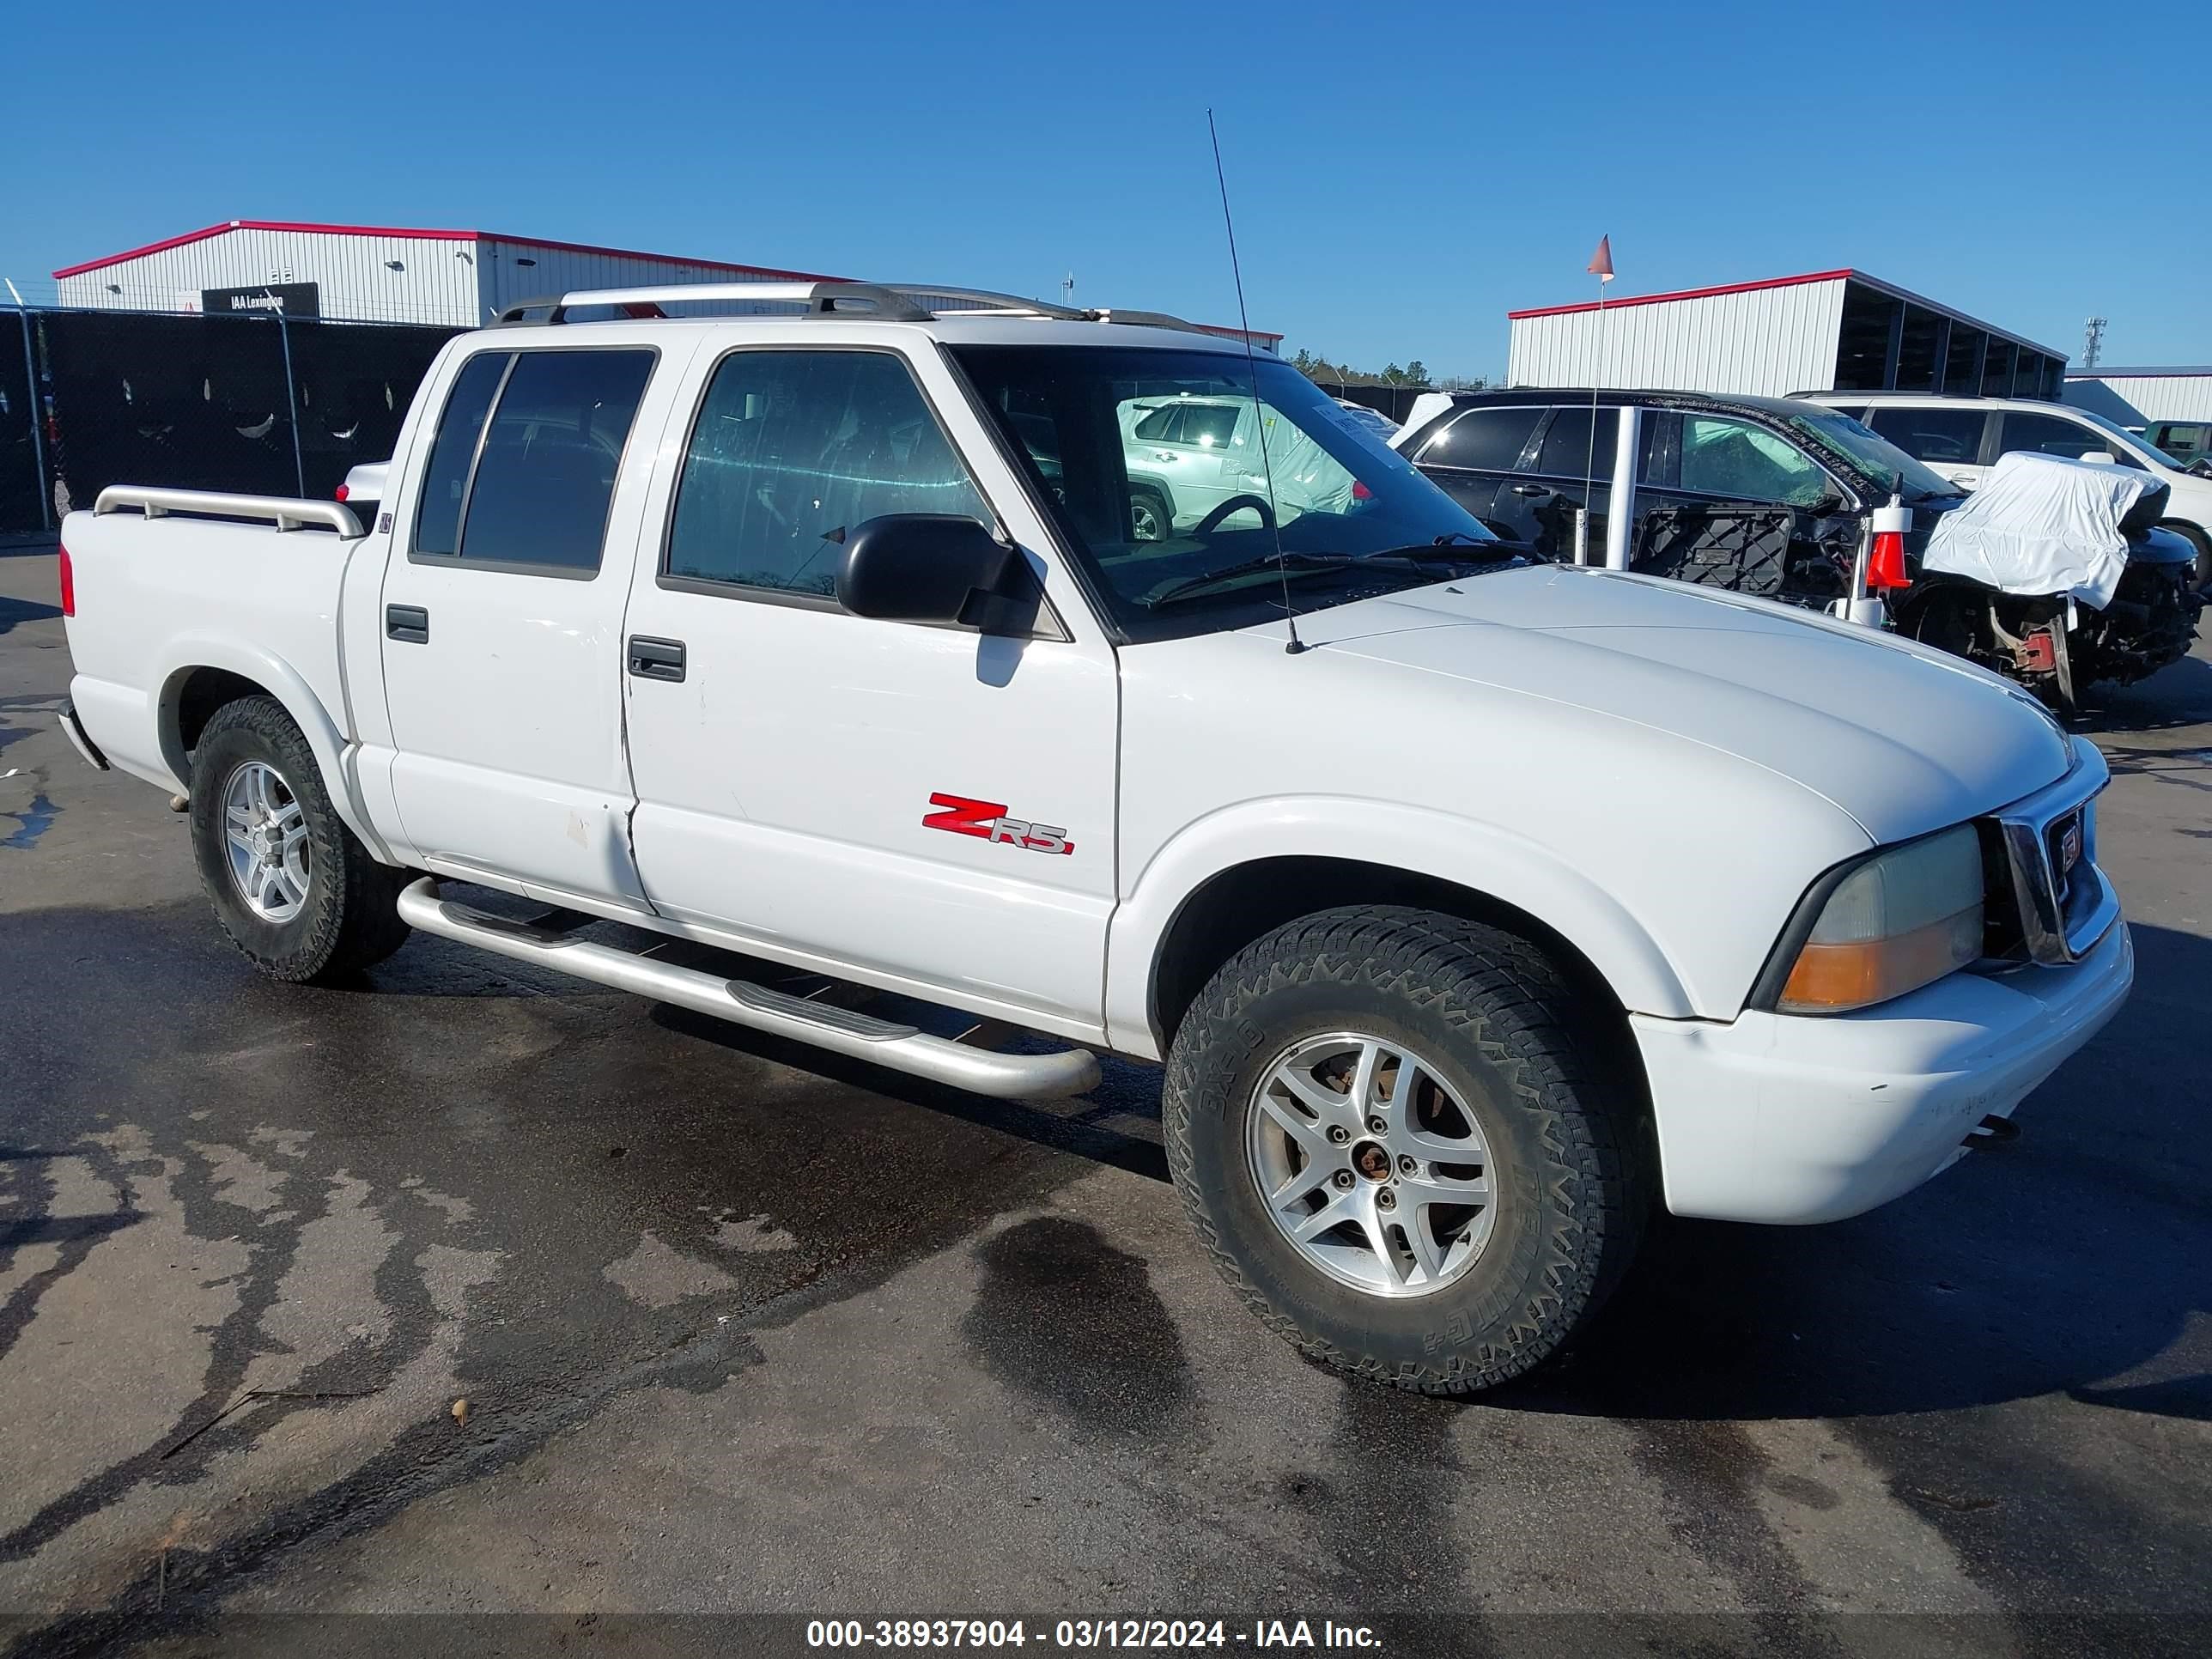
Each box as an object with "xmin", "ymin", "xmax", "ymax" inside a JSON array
[
  {"xmin": 1399, "ymin": 1167, "xmax": 1491, "ymax": 1205},
  {"xmin": 1346, "ymin": 1041, "xmax": 1382, "ymax": 1116},
  {"xmin": 1400, "ymin": 1125, "xmax": 1481, "ymax": 1163},
  {"xmin": 1358, "ymin": 1209, "xmax": 1406, "ymax": 1286},
  {"xmin": 1273, "ymin": 1064, "xmax": 1360, "ymax": 1129},
  {"xmin": 1401, "ymin": 1214, "xmax": 1449, "ymax": 1282},
  {"xmin": 1289, "ymin": 1187, "xmax": 1360, "ymax": 1243},
  {"xmin": 1256, "ymin": 1091, "xmax": 1333, "ymax": 1160}
]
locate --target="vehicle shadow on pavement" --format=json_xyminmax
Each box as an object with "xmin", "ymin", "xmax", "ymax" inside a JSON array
[
  {"xmin": 2069, "ymin": 653, "xmax": 2212, "ymax": 732},
  {"xmin": 0, "ymin": 595, "xmax": 62, "ymax": 637},
  {"xmin": 650, "ymin": 1003, "xmax": 1170, "ymax": 1184},
  {"xmin": 1497, "ymin": 918, "xmax": 2209, "ymax": 1425}
]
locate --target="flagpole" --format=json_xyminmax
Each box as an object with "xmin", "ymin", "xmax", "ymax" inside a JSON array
[{"xmin": 1579, "ymin": 235, "xmax": 1613, "ymax": 564}]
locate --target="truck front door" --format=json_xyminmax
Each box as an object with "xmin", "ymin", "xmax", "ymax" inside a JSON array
[
  {"xmin": 616, "ymin": 337, "xmax": 1120, "ymax": 1038},
  {"xmin": 374, "ymin": 341, "xmax": 671, "ymax": 908}
]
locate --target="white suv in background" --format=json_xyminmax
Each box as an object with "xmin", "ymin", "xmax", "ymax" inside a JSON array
[{"xmin": 1806, "ymin": 390, "xmax": 2212, "ymax": 587}]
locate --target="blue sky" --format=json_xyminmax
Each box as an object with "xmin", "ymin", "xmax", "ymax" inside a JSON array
[{"xmin": 4, "ymin": 0, "xmax": 2206, "ymax": 379}]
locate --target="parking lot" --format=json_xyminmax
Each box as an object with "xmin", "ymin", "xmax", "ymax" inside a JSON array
[{"xmin": 1, "ymin": 536, "xmax": 2207, "ymax": 1655}]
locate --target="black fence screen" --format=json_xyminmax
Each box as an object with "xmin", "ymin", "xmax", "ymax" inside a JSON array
[
  {"xmin": 0, "ymin": 317, "xmax": 38, "ymax": 535},
  {"xmin": 0, "ymin": 307, "xmax": 459, "ymax": 534}
]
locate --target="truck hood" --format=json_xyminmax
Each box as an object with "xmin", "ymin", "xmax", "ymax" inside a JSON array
[{"xmin": 1281, "ymin": 564, "xmax": 2072, "ymax": 844}]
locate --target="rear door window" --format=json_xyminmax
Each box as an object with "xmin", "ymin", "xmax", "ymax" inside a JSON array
[
  {"xmin": 414, "ymin": 348, "xmax": 658, "ymax": 573},
  {"xmin": 457, "ymin": 350, "xmax": 657, "ymax": 572},
  {"xmin": 1417, "ymin": 406, "xmax": 1541, "ymax": 471},
  {"xmin": 1865, "ymin": 406, "xmax": 1988, "ymax": 465},
  {"xmin": 413, "ymin": 352, "xmax": 509, "ymax": 557},
  {"xmin": 1528, "ymin": 406, "xmax": 1664, "ymax": 483}
]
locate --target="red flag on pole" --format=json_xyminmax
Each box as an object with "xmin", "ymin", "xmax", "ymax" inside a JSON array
[{"xmin": 1587, "ymin": 235, "xmax": 1614, "ymax": 282}]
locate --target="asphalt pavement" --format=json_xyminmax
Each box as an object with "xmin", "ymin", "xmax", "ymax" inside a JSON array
[{"xmin": 1, "ymin": 542, "xmax": 2207, "ymax": 1658}]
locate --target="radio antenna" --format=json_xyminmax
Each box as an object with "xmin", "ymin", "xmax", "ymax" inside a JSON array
[{"xmin": 1207, "ymin": 108, "xmax": 1304, "ymax": 655}]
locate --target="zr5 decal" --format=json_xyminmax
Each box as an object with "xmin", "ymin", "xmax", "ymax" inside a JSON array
[{"xmin": 922, "ymin": 793, "xmax": 1074, "ymax": 856}]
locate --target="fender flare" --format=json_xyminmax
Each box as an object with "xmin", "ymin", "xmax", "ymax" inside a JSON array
[
  {"xmin": 152, "ymin": 635, "xmax": 394, "ymax": 863},
  {"xmin": 1103, "ymin": 797, "xmax": 1698, "ymax": 1058}
]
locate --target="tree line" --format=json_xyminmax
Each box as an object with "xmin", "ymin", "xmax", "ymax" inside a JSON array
[{"xmin": 1288, "ymin": 349, "xmax": 1486, "ymax": 392}]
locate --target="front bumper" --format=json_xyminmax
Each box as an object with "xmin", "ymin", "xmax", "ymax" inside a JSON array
[{"xmin": 1633, "ymin": 915, "xmax": 2133, "ymax": 1224}]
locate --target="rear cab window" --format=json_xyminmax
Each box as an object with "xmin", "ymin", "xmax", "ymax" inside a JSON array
[{"xmin": 411, "ymin": 347, "xmax": 657, "ymax": 574}]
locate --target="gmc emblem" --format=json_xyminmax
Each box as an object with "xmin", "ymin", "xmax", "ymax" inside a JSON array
[{"xmin": 922, "ymin": 793, "xmax": 1074, "ymax": 856}]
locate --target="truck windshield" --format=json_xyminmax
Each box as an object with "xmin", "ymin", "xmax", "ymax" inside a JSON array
[
  {"xmin": 950, "ymin": 344, "xmax": 1499, "ymax": 636},
  {"xmin": 1783, "ymin": 409, "xmax": 1962, "ymax": 502}
]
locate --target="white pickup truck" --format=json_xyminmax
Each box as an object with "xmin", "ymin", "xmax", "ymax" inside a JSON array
[{"xmin": 56, "ymin": 281, "xmax": 2132, "ymax": 1395}]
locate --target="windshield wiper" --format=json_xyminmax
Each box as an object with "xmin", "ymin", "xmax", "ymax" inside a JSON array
[
  {"xmin": 1364, "ymin": 533, "xmax": 1519, "ymax": 562},
  {"xmin": 1148, "ymin": 539, "xmax": 1515, "ymax": 610},
  {"xmin": 1146, "ymin": 552, "xmax": 1363, "ymax": 609}
]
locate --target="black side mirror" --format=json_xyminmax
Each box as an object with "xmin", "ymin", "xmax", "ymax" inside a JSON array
[{"xmin": 835, "ymin": 514, "xmax": 1032, "ymax": 629}]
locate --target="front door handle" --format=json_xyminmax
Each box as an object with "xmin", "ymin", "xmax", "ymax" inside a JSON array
[
  {"xmin": 1510, "ymin": 483, "xmax": 1553, "ymax": 497},
  {"xmin": 627, "ymin": 635, "xmax": 686, "ymax": 683},
  {"xmin": 386, "ymin": 604, "xmax": 428, "ymax": 644}
]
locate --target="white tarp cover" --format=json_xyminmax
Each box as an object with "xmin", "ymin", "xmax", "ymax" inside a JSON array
[{"xmin": 1923, "ymin": 451, "xmax": 2146, "ymax": 609}]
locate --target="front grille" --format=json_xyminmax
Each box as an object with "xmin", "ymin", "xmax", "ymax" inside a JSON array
[{"xmin": 1980, "ymin": 744, "xmax": 2118, "ymax": 969}]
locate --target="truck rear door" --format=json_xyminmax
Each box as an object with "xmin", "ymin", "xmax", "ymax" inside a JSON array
[{"xmin": 374, "ymin": 338, "xmax": 676, "ymax": 908}]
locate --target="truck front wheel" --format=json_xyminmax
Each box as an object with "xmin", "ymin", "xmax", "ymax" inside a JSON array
[
  {"xmin": 187, "ymin": 696, "xmax": 410, "ymax": 983},
  {"xmin": 1162, "ymin": 906, "xmax": 1649, "ymax": 1394}
]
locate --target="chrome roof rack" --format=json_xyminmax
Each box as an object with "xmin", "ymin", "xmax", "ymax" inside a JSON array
[{"xmin": 491, "ymin": 281, "xmax": 1205, "ymax": 335}]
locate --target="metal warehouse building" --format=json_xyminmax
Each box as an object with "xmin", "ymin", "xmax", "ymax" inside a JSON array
[
  {"xmin": 2063, "ymin": 366, "xmax": 2212, "ymax": 425},
  {"xmin": 53, "ymin": 220, "xmax": 845, "ymax": 327},
  {"xmin": 51, "ymin": 218, "xmax": 1282, "ymax": 345},
  {"xmin": 1505, "ymin": 269, "xmax": 2066, "ymax": 401}
]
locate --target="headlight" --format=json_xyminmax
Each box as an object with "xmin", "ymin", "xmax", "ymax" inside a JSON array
[{"xmin": 1776, "ymin": 824, "xmax": 1984, "ymax": 1013}]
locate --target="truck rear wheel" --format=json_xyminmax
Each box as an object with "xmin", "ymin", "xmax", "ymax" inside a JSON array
[
  {"xmin": 187, "ymin": 696, "xmax": 410, "ymax": 983},
  {"xmin": 1162, "ymin": 906, "xmax": 1649, "ymax": 1395}
]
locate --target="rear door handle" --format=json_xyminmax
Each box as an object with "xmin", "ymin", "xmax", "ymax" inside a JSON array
[
  {"xmin": 628, "ymin": 635, "xmax": 686, "ymax": 683},
  {"xmin": 386, "ymin": 604, "xmax": 428, "ymax": 644},
  {"xmin": 1510, "ymin": 483, "xmax": 1553, "ymax": 497}
]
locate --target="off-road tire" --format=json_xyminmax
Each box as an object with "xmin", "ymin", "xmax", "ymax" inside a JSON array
[
  {"xmin": 1162, "ymin": 905, "xmax": 1650, "ymax": 1395},
  {"xmin": 188, "ymin": 696, "xmax": 410, "ymax": 982}
]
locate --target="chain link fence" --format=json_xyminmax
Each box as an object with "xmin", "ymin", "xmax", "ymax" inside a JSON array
[{"xmin": 2, "ymin": 304, "xmax": 459, "ymax": 535}]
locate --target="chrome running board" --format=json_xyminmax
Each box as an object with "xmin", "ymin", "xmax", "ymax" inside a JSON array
[{"xmin": 395, "ymin": 878, "xmax": 1100, "ymax": 1100}]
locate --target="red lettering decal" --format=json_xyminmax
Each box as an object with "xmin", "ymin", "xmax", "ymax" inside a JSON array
[{"xmin": 921, "ymin": 793, "xmax": 1007, "ymax": 841}]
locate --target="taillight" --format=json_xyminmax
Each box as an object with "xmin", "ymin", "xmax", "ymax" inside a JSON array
[
  {"xmin": 58, "ymin": 545, "xmax": 74, "ymax": 617},
  {"xmin": 1351, "ymin": 480, "xmax": 1375, "ymax": 501},
  {"xmin": 335, "ymin": 483, "xmax": 350, "ymax": 502}
]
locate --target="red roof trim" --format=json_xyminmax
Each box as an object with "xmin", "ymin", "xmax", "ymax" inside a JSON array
[
  {"xmin": 1506, "ymin": 268, "xmax": 1857, "ymax": 319},
  {"xmin": 54, "ymin": 219, "xmax": 837, "ymax": 282},
  {"xmin": 54, "ymin": 220, "xmax": 477, "ymax": 277}
]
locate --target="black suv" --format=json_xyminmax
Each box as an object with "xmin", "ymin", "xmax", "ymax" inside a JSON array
[{"xmin": 1398, "ymin": 388, "xmax": 1967, "ymax": 604}]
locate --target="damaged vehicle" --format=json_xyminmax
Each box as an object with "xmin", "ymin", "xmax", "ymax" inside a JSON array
[
  {"xmin": 1395, "ymin": 388, "xmax": 2201, "ymax": 702},
  {"xmin": 1909, "ymin": 451, "xmax": 2201, "ymax": 708}
]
